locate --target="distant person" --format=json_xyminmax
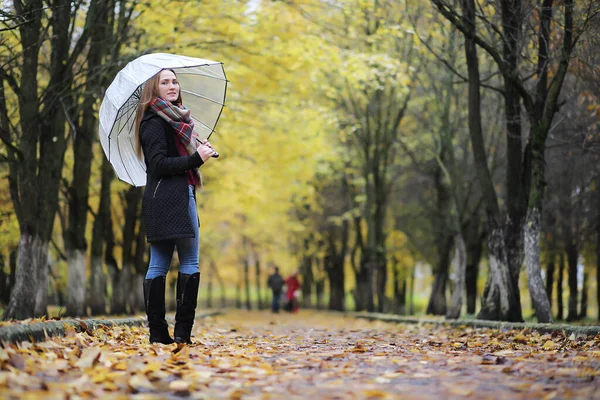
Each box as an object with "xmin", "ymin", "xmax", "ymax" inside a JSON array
[
  {"xmin": 267, "ymin": 266, "xmax": 285, "ymax": 313},
  {"xmin": 285, "ymin": 271, "xmax": 301, "ymax": 313}
]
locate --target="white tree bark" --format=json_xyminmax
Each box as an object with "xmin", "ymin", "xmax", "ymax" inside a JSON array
[
  {"xmin": 89, "ymin": 255, "xmax": 106, "ymax": 315},
  {"xmin": 523, "ymin": 207, "xmax": 553, "ymax": 323},
  {"xmin": 33, "ymin": 240, "xmax": 49, "ymax": 317},
  {"xmin": 4, "ymin": 233, "xmax": 48, "ymax": 320},
  {"xmin": 446, "ymin": 233, "xmax": 467, "ymax": 319},
  {"xmin": 482, "ymin": 227, "xmax": 512, "ymax": 317},
  {"xmin": 66, "ymin": 248, "xmax": 87, "ymax": 316}
]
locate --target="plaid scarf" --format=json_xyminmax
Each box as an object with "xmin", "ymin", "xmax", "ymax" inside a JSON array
[{"xmin": 149, "ymin": 97, "xmax": 202, "ymax": 185}]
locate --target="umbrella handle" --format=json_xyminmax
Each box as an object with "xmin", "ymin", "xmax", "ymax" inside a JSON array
[{"xmin": 196, "ymin": 139, "xmax": 220, "ymax": 159}]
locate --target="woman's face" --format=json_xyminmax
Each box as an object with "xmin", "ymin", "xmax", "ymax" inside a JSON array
[{"xmin": 157, "ymin": 70, "xmax": 180, "ymax": 103}]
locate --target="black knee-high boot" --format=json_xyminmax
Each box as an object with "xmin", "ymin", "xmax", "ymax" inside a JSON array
[
  {"xmin": 174, "ymin": 272, "xmax": 200, "ymax": 344},
  {"xmin": 143, "ymin": 276, "xmax": 174, "ymax": 344}
]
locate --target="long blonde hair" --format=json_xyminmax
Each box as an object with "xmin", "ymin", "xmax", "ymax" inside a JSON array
[{"xmin": 134, "ymin": 69, "xmax": 182, "ymax": 159}]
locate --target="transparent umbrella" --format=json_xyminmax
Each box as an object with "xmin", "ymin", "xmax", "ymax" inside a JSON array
[{"xmin": 98, "ymin": 53, "xmax": 227, "ymax": 186}]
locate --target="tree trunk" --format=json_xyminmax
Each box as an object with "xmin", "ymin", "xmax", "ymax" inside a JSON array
[
  {"xmin": 597, "ymin": 178, "xmax": 600, "ymax": 321},
  {"xmin": 235, "ymin": 280, "xmax": 242, "ymax": 309},
  {"xmin": 111, "ymin": 265, "xmax": 132, "ymax": 315},
  {"xmin": 65, "ymin": 2, "xmax": 109, "ymax": 318},
  {"xmin": 373, "ymin": 218, "xmax": 387, "ymax": 313},
  {"xmin": 579, "ymin": 272, "xmax": 588, "ymax": 319},
  {"xmin": 478, "ymin": 226, "xmax": 522, "ymax": 321},
  {"xmin": 167, "ymin": 276, "xmax": 176, "ymax": 312},
  {"xmin": 392, "ymin": 258, "xmax": 407, "ymax": 315},
  {"xmin": 355, "ymin": 254, "xmax": 374, "ymax": 312},
  {"xmin": 0, "ymin": 254, "xmax": 5, "ymax": 305},
  {"xmin": 254, "ymin": 257, "xmax": 263, "ymax": 310},
  {"xmin": 315, "ymin": 277, "xmax": 325, "ymax": 310},
  {"xmin": 206, "ymin": 265, "xmax": 213, "ymax": 308},
  {"xmin": 409, "ymin": 263, "xmax": 415, "ymax": 315},
  {"xmin": 210, "ymin": 261, "xmax": 226, "ymax": 308},
  {"xmin": 566, "ymin": 242, "xmax": 579, "ymax": 321},
  {"xmin": 89, "ymin": 255, "xmax": 106, "ymax": 315},
  {"xmin": 118, "ymin": 187, "xmax": 141, "ymax": 314},
  {"xmin": 244, "ymin": 258, "xmax": 251, "ymax": 310},
  {"xmin": 457, "ymin": 0, "xmax": 522, "ymax": 322},
  {"xmin": 301, "ymin": 255, "xmax": 313, "ymax": 309},
  {"xmin": 427, "ymin": 237, "xmax": 451, "ymax": 315},
  {"xmin": 545, "ymin": 252, "xmax": 555, "ymax": 310},
  {"xmin": 523, "ymin": 207, "xmax": 553, "ymax": 322},
  {"xmin": 557, "ymin": 252, "xmax": 565, "ymax": 320},
  {"xmin": 324, "ymin": 219, "xmax": 348, "ymax": 311},
  {"xmin": 66, "ymin": 249, "xmax": 87, "ymax": 316},
  {"xmin": 465, "ymin": 228, "xmax": 482, "ymax": 314},
  {"xmin": 364, "ymin": 163, "xmax": 387, "ymax": 313},
  {"xmin": 4, "ymin": 250, "xmax": 17, "ymax": 304},
  {"xmin": 3, "ymin": 0, "xmax": 104, "ymax": 320},
  {"xmin": 3, "ymin": 233, "xmax": 47, "ymax": 319},
  {"xmin": 447, "ymin": 233, "xmax": 467, "ymax": 319},
  {"xmin": 89, "ymin": 152, "xmax": 113, "ymax": 315},
  {"xmin": 128, "ymin": 273, "xmax": 144, "ymax": 314},
  {"xmin": 129, "ymin": 222, "xmax": 146, "ymax": 314},
  {"xmin": 327, "ymin": 255, "xmax": 345, "ymax": 311},
  {"xmin": 350, "ymin": 216, "xmax": 367, "ymax": 311},
  {"xmin": 104, "ymin": 202, "xmax": 124, "ymax": 314},
  {"xmin": 2, "ymin": 1, "xmax": 42, "ymax": 321}
]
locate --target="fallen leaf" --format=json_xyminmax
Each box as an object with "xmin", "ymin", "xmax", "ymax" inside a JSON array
[
  {"xmin": 169, "ymin": 380, "xmax": 190, "ymax": 393},
  {"xmin": 128, "ymin": 374, "xmax": 155, "ymax": 391},
  {"xmin": 75, "ymin": 347, "xmax": 102, "ymax": 369},
  {"xmin": 8, "ymin": 353, "xmax": 25, "ymax": 370},
  {"xmin": 542, "ymin": 340, "xmax": 559, "ymax": 351}
]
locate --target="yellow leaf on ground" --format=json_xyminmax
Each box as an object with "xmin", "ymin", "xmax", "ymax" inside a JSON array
[
  {"xmin": 128, "ymin": 374, "xmax": 155, "ymax": 391},
  {"xmin": 542, "ymin": 340, "xmax": 559, "ymax": 351},
  {"xmin": 362, "ymin": 389, "xmax": 389, "ymax": 398},
  {"xmin": 169, "ymin": 380, "xmax": 190, "ymax": 393},
  {"xmin": 75, "ymin": 347, "xmax": 102, "ymax": 369}
]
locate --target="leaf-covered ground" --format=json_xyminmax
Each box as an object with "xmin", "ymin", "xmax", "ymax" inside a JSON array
[{"xmin": 1, "ymin": 310, "xmax": 599, "ymax": 399}]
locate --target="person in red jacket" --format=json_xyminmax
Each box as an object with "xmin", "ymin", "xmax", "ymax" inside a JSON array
[{"xmin": 285, "ymin": 271, "xmax": 301, "ymax": 313}]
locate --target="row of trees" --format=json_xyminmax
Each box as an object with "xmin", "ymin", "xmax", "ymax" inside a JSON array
[
  {"xmin": 1, "ymin": 0, "xmax": 599, "ymax": 322},
  {"xmin": 282, "ymin": 0, "xmax": 600, "ymax": 321}
]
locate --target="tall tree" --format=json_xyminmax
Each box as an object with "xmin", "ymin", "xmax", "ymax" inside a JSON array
[
  {"xmin": 2, "ymin": 1, "xmax": 101, "ymax": 319},
  {"xmin": 432, "ymin": 0, "xmax": 599, "ymax": 322},
  {"xmin": 64, "ymin": 0, "xmax": 111, "ymax": 317},
  {"xmin": 323, "ymin": 1, "xmax": 416, "ymax": 311}
]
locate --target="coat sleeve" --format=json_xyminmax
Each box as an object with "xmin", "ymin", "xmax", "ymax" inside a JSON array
[{"xmin": 141, "ymin": 119, "xmax": 203, "ymax": 177}]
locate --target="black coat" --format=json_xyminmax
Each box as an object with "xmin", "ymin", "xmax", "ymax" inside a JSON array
[{"xmin": 140, "ymin": 111, "xmax": 203, "ymax": 242}]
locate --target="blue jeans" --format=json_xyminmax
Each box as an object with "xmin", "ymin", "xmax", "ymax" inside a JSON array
[
  {"xmin": 271, "ymin": 290, "xmax": 282, "ymax": 313},
  {"xmin": 146, "ymin": 186, "xmax": 199, "ymax": 279}
]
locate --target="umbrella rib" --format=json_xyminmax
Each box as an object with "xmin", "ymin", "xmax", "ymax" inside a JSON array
[
  {"xmin": 190, "ymin": 114, "xmax": 216, "ymax": 134},
  {"xmin": 177, "ymin": 66, "xmax": 228, "ymax": 81},
  {"xmin": 181, "ymin": 89, "xmax": 226, "ymax": 106},
  {"xmin": 115, "ymin": 129, "xmax": 136, "ymax": 185},
  {"xmin": 120, "ymin": 104, "xmax": 139, "ymax": 135},
  {"xmin": 107, "ymin": 87, "xmax": 142, "ymax": 140}
]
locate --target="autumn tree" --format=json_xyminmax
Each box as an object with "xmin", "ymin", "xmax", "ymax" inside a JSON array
[
  {"xmin": 431, "ymin": 0, "xmax": 600, "ymax": 322},
  {"xmin": 0, "ymin": 0, "xmax": 114, "ymax": 319}
]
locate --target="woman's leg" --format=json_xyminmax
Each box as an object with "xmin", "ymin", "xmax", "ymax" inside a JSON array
[
  {"xmin": 174, "ymin": 186, "xmax": 201, "ymax": 344},
  {"xmin": 176, "ymin": 186, "xmax": 199, "ymax": 275},
  {"xmin": 144, "ymin": 240, "xmax": 176, "ymax": 344},
  {"xmin": 146, "ymin": 240, "xmax": 176, "ymax": 279}
]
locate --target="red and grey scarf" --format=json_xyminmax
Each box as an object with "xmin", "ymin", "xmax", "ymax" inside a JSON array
[{"xmin": 149, "ymin": 97, "xmax": 202, "ymax": 186}]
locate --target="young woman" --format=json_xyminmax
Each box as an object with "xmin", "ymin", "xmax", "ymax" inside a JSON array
[{"xmin": 134, "ymin": 69, "xmax": 216, "ymax": 344}]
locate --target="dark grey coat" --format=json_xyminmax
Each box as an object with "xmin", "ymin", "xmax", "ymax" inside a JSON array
[{"xmin": 140, "ymin": 111, "xmax": 203, "ymax": 242}]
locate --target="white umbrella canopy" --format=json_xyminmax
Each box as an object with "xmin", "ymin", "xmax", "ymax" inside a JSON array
[{"xmin": 98, "ymin": 53, "xmax": 227, "ymax": 187}]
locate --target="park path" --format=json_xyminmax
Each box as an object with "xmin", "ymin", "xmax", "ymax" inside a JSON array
[{"xmin": 0, "ymin": 310, "xmax": 599, "ymax": 399}]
